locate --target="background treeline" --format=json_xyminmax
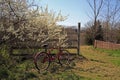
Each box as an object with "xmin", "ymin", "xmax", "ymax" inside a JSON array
[
  {"xmin": 83, "ymin": 20, "xmax": 120, "ymax": 45},
  {"xmin": 83, "ymin": 0, "xmax": 120, "ymax": 45}
]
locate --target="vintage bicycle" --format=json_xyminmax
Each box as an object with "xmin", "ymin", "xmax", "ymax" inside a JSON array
[{"xmin": 33, "ymin": 44, "xmax": 70, "ymax": 73}]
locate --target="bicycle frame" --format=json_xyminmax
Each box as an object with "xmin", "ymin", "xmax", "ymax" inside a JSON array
[
  {"xmin": 45, "ymin": 47, "xmax": 63, "ymax": 62},
  {"xmin": 34, "ymin": 45, "xmax": 70, "ymax": 72}
]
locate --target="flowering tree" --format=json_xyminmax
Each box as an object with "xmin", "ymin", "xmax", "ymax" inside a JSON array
[{"xmin": 0, "ymin": 0, "xmax": 68, "ymax": 48}]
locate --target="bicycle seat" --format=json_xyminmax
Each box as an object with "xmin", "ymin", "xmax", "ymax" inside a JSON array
[{"xmin": 42, "ymin": 44, "xmax": 48, "ymax": 48}]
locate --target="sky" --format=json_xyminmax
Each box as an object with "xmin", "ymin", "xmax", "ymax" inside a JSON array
[{"xmin": 36, "ymin": 0, "xmax": 91, "ymax": 27}]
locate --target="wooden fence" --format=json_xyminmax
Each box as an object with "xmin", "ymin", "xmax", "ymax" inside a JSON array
[
  {"xmin": 64, "ymin": 23, "xmax": 81, "ymax": 55},
  {"xmin": 94, "ymin": 40, "xmax": 120, "ymax": 50},
  {"xmin": 9, "ymin": 23, "xmax": 81, "ymax": 56}
]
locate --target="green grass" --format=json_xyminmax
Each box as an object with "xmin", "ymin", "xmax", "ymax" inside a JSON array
[
  {"xmin": 1, "ymin": 46, "xmax": 120, "ymax": 80},
  {"xmin": 106, "ymin": 50, "xmax": 120, "ymax": 57},
  {"xmin": 93, "ymin": 47, "xmax": 120, "ymax": 66},
  {"xmin": 94, "ymin": 48, "xmax": 120, "ymax": 57},
  {"xmin": 111, "ymin": 59, "xmax": 120, "ymax": 66}
]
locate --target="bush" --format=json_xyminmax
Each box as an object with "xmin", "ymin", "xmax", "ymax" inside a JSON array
[{"xmin": 0, "ymin": 67, "xmax": 9, "ymax": 79}]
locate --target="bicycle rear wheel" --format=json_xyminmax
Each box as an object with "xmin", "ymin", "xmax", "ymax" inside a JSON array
[
  {"xmin": 59, "ymin": 50, "xmax": 70, "ymax": 67},
  {"xmin": 34, "ymin": 52, "xmax": 50, "ymax": 72}
]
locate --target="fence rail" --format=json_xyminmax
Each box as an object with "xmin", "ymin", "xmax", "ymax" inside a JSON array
[
  {"xmin": 94, "ymin": 40, "xmax": 120, "ymax": 50},
  {"xmin": 9, "ymin": 23, "xmax": 81, "ymax": 55}
]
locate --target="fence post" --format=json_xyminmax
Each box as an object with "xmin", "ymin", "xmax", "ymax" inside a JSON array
[
  {"xmin": 8, "ymin": 46, "xmax": 13, "ymax": 55},
  {"xmin": 94, "ymin": 40, "xmax": 97, "ymax": 48},
  {"xmin": 77, "ymin": 22, "xmax": 81, "ymax": 55}
]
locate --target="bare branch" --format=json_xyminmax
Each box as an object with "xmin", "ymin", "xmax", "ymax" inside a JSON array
[{"xmin": 96, "ymin": 0, "xmax": 103, "ymax": 17}]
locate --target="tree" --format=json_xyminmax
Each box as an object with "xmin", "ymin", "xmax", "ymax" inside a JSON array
[
  {"xmin": 86, "ymin": 0, "xmax": 120, "ymax": 44},
  {"xmin": 0, "ymin": 0, "xmax": 30, "ymax": 44},
  {"xmin": 0, "ymin": 0, "xmax": 68, "ymax": 48},
  {"xmin": 87, "ymin": 0, "xmax": 103, "ymax": 43},
  {"xmin": 26, "ymin": 6, "xmax": 68, "ymax": 47},
  {"xmin": 84, "ymin": 20, "xmax": 103, "ymax": 45},
  {"xmin": 95, "ymin": 20, "xmax": 103, "ymax": 40},
  {"xmin": 102, "ymin": 0, "xmax": 120, "ymax": 42}
]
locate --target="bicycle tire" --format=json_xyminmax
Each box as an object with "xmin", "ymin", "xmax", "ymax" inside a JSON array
[
  {"xmin": 59, "ymin": 50, "xmax": 70, "ymax": 67},
  {"xmin": 34, "ymin": 52, "xmax": 50, "ymax": 72}
]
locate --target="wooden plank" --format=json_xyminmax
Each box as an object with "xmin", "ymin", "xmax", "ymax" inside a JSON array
[{"xmin": 77, "ymin": 22, "xmax": 81, "ymax": 55}]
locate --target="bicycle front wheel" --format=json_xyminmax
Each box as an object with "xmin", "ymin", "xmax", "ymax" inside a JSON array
[
  {"xmin": 34, "ymin": 52, "xmax": 50, "ymax": 72},
  {"xmin": 59, "ymin": 50, "xmax": 70, "ymax": 67}
]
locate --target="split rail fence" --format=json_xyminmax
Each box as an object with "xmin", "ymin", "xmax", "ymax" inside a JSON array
[{"xmin": 9, "ymin": 23, "xmax": 81, "ymax": 56}]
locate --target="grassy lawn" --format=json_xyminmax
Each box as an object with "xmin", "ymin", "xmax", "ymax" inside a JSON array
[
  {"xmin": 78, "ymin": 46, "xmax": 120, "ymax": 80},
  {"xmin": 0, "ymin": 46, "xmax": 120, "ymax": 80}
]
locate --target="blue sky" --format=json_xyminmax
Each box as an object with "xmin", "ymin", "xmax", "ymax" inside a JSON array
[{"xmin": 36, "ymin": 0, "xmax": 91, "ymax": 27}]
